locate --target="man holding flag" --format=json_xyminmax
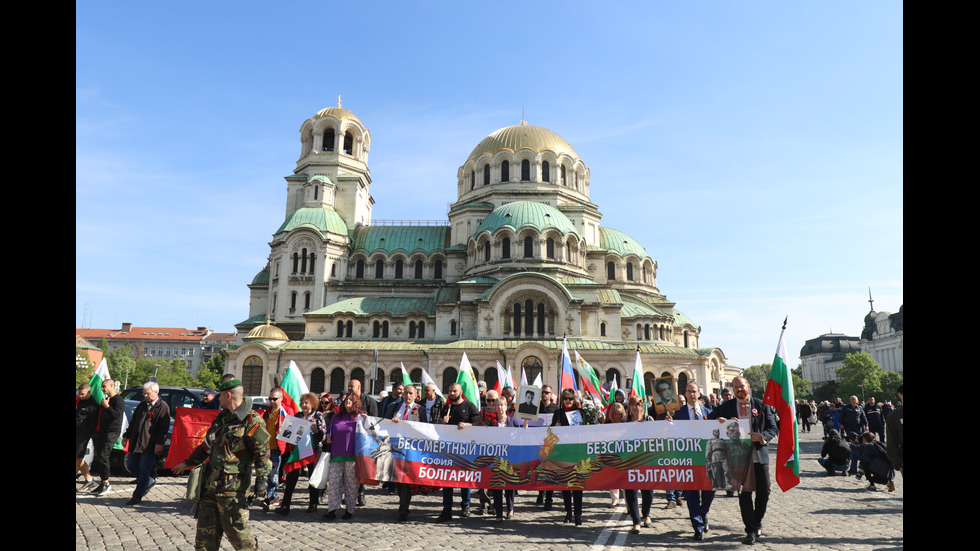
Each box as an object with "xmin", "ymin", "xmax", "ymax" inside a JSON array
[{"xmin": 89, "ymin": 378, "xmax": 125, "ymax": 497}]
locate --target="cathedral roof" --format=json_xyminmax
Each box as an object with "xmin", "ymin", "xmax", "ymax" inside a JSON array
[
  {"xmin": 598, "ymin": 227, "xmax": 651, "ymax": 260},
  {"xmin": 467, "ymin": 124, "xmax": 579, "ymax": 161},
  {"xmin": 312, "ymin": 106, "xmax": 361, "ymax": 124},
  {"xmin": 351, "ymin": 226, "xmax": 450, "ymax": 255},
  {"xmin": 275, "ymin": 207, "xmax": 349, "ymax": 237},
  {"xmin": 474, "ymin": 201, "xmax": 578, "ymax": 237},
  {"xmin": 309, "ymin": 296, "xmax": 436, "ymax": 317}
]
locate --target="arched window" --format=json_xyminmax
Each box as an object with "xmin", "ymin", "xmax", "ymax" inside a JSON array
[
  {"xmin": 450, "ymin": 319, "xmax": 457, "ymax": 335},
  {"xmin": 524, "ymin": 236, "xmax": 534, "ymax": 258},
  {"xmin": 351, "ymin": 368, "xmax": 365, "ymax": 392},
  {"xmin": 644, "ymin": 324, "xmax": 651, "ymax": 340},
  {"xmin": 501, "ymin": 160, "xmax": 510, "ymax": 182},
  {"xmin": 323, "ymin": 128, "xmax": 335, "ymax": 151},
  {"xmin": 309, "ymin": 252, "xmax": 316, "ymax": 274},
  {"xmin": 442, "ymin": 367, "xmax": 458, "ymax": 395},
  {"xmin": 524, "ymin": 299, "xmax": 534, "ymax": 337},
  {"xmin": 394, "ymin": 260, "xmax": 403, "ymax": 279},
  {"xmin": 337, "ymin": 321, "xmax": 345, "ymax": 338},
  {"xmin": 310, "ymin": 368, "xmax": 325, "ymax": 393},
  {"xmin": 537, "ymin": 303, "xmax": 545, "ymax": 335},
  {"xmin": 373, "ymin": 321, "xmax": 381, "ymax": 338},
  {"xmin": 355, "ymin": 259, "xmax": 364, "ymax": 279},
  {"xmin": 607, "ymin": 261, "xmax": 616, "ymax": 280},
  {"xmin": 382, "ymin": 321, "xmax": 389, "ymax": 338},
  {"xmin": 684, "ymin": 331, "xmax": 689, "ymax": 347},
  {"xmin": 293, "ymin": 252, "xmax": 299, "ymax": 273},
  {"xmin": 290, "ymin": 292, "xmax": 297, "ymax": 310},
  {"xmin": 414, "ymin": 259, "xmax": 423, "ymax": 279},
  {"xmin": 418, "ymin": 321, "xmax": 425, "ymax": 338},
  {"xmin": 470, "ymin": 170, "xmax": 475, "ymax": 191},
  {"xmin": 345, "ymin": 320, "xmax": 352, "ymax": 338},
  {"xmin": 542, "ymin": 161, "xmax": 550, "ymax": 182},
  {"xmin": 301, "ymin": 248, "xmax": 308, "ymax": 273},
  {"xmin": 513, "ymin": 303, "xmax": 522, "ymax": 335},
  {"xmin": 313, "ymin": 185, "xmax": 318, "ymax": 200},
  {"xmin": 434, "ymin": 260, "xmax": 443, "ymax": 279},
  {"xmin": 329, "ymin": 368, "xmax": 346, "ymax": 394},
  {"xmin": 484, "ymin": 241, "xmax": 491, "ymax": 262},
  {"xmin": 546, "ymin": 238, "xmax": 555, "ymax": 259},
  {"xmin": 600, "ymin": 322, "xmax": 606, "ymax": 337},
  {"xmin": 375, "ymin": 259, "xmax": 384, "ymax": 279},
  {"xmin": 484, "ymin": 164, "xmax": 490, "ymax": 186},
  {"xmin": 304, "ymin": 292, "xmax": 312, "ymax": 310},
  {"xmin": 521, "ymin": 159, "xmax": 530, "ymax": 181},
  {"xmin": 343, "ymin": 131, "xmax": 353, "ymax": 154},
  {"xmin": 561, "ymin": 165, "xmax": 567, "ymax": 186},
  {"xmin": 409, "ymin": 321, "xmax": 417, "ymax": 339},
  {"xmin": 626, "ymin": 262, "xmax": 633, "ymax": 281}
]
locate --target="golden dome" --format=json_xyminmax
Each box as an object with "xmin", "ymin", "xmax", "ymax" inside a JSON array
[
  {"xmin": 244, "ymin": 321, "xmax": 289, "ymax": 343},
  {"xmin": 467, "ymin": 124, "xmax": 579, "ymax": 162},
  {"xmin": 312, "ymin": 106, "xmax": 361, "ymax": 124}
]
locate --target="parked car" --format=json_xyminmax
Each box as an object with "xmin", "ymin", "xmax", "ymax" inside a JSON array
[{"xmin": 120, "ymin": 385, "xmax": 206, "ymax": 410}]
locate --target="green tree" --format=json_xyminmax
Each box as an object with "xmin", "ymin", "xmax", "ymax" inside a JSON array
[
  {"xmin": 741, "ymin": 364, "xmax": 771, "ymax": 399},
  {"xmin": 195, "ymin": 353, "xmax": 224, "ymax": 389},
  {"xmin": 836, "ymin": 352, "xmax": 898, "ymax": 401},
  {"xmin": 878, "ymin": 371, "xmax": 904, "ymax": 404},
  {"xmin": 791, "ymin": 365, "xmax": 813, "ymax": 400}
]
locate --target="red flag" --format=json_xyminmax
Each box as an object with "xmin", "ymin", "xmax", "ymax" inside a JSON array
[{"xmin": 165, "ymin": 406, "xmax": 219, "ymax": 469}]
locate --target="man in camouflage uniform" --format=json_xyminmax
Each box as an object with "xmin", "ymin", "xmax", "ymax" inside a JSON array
[{"xmin": 173, "ymin": 379, "xmax": 272, "ymax": 550}]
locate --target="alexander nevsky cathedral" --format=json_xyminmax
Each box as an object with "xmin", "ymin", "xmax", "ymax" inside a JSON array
[{"xmin": 227, "ymin": 100, "xmax": 732, "ymax": 398}]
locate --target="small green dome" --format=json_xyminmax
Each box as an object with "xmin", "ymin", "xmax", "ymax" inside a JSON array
[
  {"xmin": 599, "ymin": 227, "xmax": 650, "ymax": 260},
  {"xmin": 474, "ymin": 201, "xmax": 578, "ymax": 237},
  {"xmin": 275, "ymin": 207, "xmax": 349, "ymax": 237}
]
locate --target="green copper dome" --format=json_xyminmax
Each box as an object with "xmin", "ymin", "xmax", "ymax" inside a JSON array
[
  {"xmin": 474, "ymin": 201, "xmax": 578, "ymax": 237},
  {"xmin": 275, "ymin": 207, "xmax": 349, "ymax": 237},
  {"xmin": 598, "ymin": 227, "xmax": 650, "ymax": 259}
]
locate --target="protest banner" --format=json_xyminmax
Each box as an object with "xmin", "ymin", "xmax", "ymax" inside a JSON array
[{"xmin": 355, "ymin": 415, "xmax": 754, "ymax": 491}]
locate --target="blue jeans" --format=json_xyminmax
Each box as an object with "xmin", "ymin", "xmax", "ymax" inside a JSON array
[
  {"xmin": 126, "ymin": 451, "xmax": 158, "ymax": 500},
  {"xmin": 442, "ymin": 487, "xmax": 471, "ymax": 512},
  {"xmin": 666, "ymin": 489, "xmax": 682, "ymax": 503},
  {"xmin": 267, "ymin": 449, "xmax": 282, "ymax": 500}
]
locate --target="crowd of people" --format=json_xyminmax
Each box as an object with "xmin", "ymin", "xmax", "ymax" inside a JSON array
[
  {"xmin": 77, "ymin": 375, "xmax": 903, "ymax": 550},
  {"xmin": 814, "ymin": 386, "xmax": 903, "ymax": 493}
]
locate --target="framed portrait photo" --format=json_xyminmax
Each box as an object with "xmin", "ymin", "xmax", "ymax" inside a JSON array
[{"xmin": 515, "ymin": 385, "xmax": 541, "ymax": 420}]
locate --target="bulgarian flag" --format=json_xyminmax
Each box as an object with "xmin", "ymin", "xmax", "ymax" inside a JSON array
[
  {"xmin": 601, "ymin": 373, "xmax": 618, "ymax": 406},
  {"xmin": 421, "ymin": 367, "xmax": 443, "ymax": 399},
  {"xmin": 763, "ymin": 318, "xmax": 800, "ymax": 492},
  {"xmin": 630, "ymin": 348, "xmax": 646, "ymax": 402},
  {"xmin": 280, "ymin": 361, "xmax": 316, "ymax": 474},
  {"xmin": 88, "ymin": 358, "xmax": 111, "ymax": 403},
  {"xmin": 491, "ymin": 361, "xmax": 508, "ymax": 394},
  {"xmin": 400, "ymin": 362, "xmax": 414, "ymax": 387},
  {"xmin": 505, "ymin": 365, "xmax": 518, "ymax": 389},
  {"xmin": 574, "ymin": 351, "xmax": 603, "ymax": 404},
  {"xmin": 456, "ymin": 352, "xmax": 479, "ymax": 404}
]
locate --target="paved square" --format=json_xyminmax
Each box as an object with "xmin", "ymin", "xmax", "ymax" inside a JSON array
[{"xmin": 76, "ymin": 429, "xmax": 902, "ymax": 550}]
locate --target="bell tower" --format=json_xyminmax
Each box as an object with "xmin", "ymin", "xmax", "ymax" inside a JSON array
[{"xmin": 293, "ymin": 96, "xmax": 373, "ymax": 228}]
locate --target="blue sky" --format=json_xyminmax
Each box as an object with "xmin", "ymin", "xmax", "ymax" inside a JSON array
[{"xmin": 76, "ymin": 1, "xmax": 903, "ymax": 369}]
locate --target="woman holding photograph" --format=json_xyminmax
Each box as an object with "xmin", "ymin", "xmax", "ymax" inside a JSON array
[
  {"xmin": 488, "ymin": 397, "xmax": 519, "ymax": 522},
  {"xmin": 275, "ymin": 392, "xmax": 326, "ymax": 515},
  {"xmin": 552, "ymin": 388, "xmax": 585, "ymax": 526}
]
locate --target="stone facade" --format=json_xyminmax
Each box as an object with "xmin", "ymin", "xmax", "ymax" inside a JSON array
[{"xmin": 228, "ymin": 102, "xmax": 728, "ymax": 399}]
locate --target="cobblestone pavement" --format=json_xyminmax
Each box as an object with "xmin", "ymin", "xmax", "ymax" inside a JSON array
[{"xmin": 76, "ymin": 428, "xmax": 902, "ymax": 550}]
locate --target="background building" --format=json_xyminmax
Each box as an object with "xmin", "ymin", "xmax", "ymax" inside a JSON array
[
  {"xmin": 800, "ymin": 304, "xmax": 903, "ymax": 385},
  {"xmin": 75, "ymin": 323, "xmax": 222, "ymax": 373},
  {"xmin": 228, "ymin": 102, "xmax": 729, "ymax": 398}
]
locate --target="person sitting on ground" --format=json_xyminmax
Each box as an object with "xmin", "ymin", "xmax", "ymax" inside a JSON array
[
  {"xmin": 818, "ymin": 429, "xmax": 851, "ymax": 476},
  {"xmin": 853, "ymin": 431, "xmax": 896, "ymax": 492}
]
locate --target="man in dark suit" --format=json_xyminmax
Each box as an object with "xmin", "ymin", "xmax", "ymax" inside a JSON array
[
  {"xmin": 714, "ymin": 376, "xmax": 778, "ymax": 545},
  {"xmin": 672, "ymin": 382, "xmax": 716, "ymax": 541}
]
